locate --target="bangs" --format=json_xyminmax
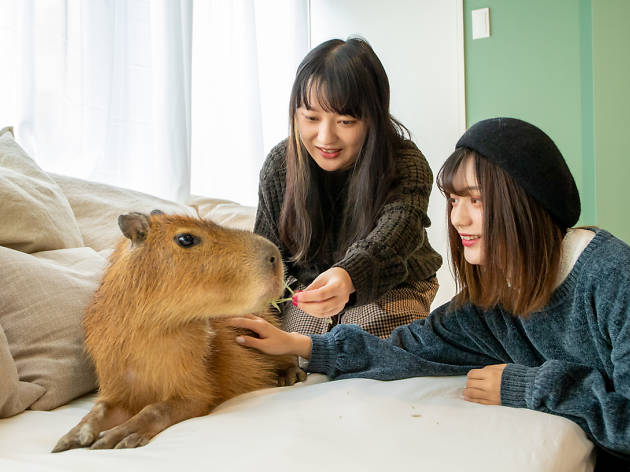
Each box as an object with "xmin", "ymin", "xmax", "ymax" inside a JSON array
[
  {"xmin": 437, "ymin": 147, "xmax": 478, "ymax": 197},
  {"xmin": 295, "ymin": 69, "xmax": 365, "ymax": 119}
]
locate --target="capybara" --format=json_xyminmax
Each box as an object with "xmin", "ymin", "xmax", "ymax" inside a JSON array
[{"xmin": 53, "ymin": 211, "xmax": 304, "ymax": 452}]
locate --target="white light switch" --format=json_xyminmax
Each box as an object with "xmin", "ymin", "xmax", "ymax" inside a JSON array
[{"xmin": 472, "ymin": 8, "xmax": 490, "ymax": 39}]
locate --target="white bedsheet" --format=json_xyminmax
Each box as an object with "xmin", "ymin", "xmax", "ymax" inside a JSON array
[{"xmin": 0, "ymin": 374, "xmax": 594, "ymax": 472}]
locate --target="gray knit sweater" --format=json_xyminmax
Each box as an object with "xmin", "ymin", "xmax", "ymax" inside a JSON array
[
  {"xmin": 307, "ymin": 229, "xmax": 630, "ymax": 458},
  {"xmin": 254, "ymin": 139, "xmax": 442, "ymax": 305}
]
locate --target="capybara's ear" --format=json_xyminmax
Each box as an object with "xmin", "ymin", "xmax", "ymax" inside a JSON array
[
  {"xmin": 150, "ymin": 209, "xmax": 164, "ymax": 216},
  {"xmin": 118, "ymin": 212, "xmax": 151, "ymax": 245}
]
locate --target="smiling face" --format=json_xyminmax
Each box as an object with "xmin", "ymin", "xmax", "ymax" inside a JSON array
[
  {"xmin": 449, "ymin": 157, "xmax": 485, "ymax": 265},
  {"xmin": 296, "ymin": 93, "xmax": 368, "ymax": 172}
]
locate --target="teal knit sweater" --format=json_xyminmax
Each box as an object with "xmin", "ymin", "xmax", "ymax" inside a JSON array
[{"xmin": 307, "ymin": 229, "xmax": 630, "ymax": 458}]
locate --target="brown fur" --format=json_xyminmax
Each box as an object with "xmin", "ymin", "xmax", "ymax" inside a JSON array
[{"xmin": 53, "ymin": 212, "xmax": 303, "ymax": 452}]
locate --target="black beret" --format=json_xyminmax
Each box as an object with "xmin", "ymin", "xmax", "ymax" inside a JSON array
[{"xmin": 456, "ymin": 117, "xmax": 581, "ymax": 229}]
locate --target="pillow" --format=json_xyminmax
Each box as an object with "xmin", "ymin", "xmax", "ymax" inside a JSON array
[
  {"xmin": 0, "ymin": 327, "xmax": 45, "ymax": 417},
  {"xmin": 51, "ymin": 173, "xmax": 197, "ymax": 252},
  {"xmin": 0, "ymin": 245, "xmax": 107, "ymax": 417},
  {"xmin": 187, "ymin": 195, "xmax": 256, "ymax": 231},
  {"xmin": 0, "ymin": 128, "xmax": 84, "ymax": 253}
]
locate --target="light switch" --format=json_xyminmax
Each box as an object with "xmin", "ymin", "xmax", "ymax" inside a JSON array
[{"xmin": 472, "ymin": 8, "xmax": 490, "ymax": 39}]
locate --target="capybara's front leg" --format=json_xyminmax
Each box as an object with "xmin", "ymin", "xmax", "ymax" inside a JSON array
[
  {"xmin": 276, "ymin": 355, "xmax": 307, "ymax": 386},
  {"xmin": 52, "ymin": 401, "xmax": 132, "ymax": 452},
  {"xmin": 89, "ymin": 398, "xmax": 209, "ymax": 449}
]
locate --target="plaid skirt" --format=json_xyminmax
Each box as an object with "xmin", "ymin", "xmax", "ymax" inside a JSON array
[{"xmin": 281, "ymin": 276, "xmax": 439, "ymax": 339}]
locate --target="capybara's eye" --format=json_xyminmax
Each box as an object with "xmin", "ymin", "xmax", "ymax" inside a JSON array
[{"xmin": 174, "ymin": 233, "xmax": 200, "ymax": 248}]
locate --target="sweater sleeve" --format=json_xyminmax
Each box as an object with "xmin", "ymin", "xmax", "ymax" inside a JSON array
[
  {"xmin": 334, "ymin": 142, "xmax": 436, "ymax": 304},
  {"xmin": 307, "ymin": 303, "xmax": 501, "ymax": 381},
  {"xmin": 500, "ymin": 252, "xmax": 630, "ymax": 458}
]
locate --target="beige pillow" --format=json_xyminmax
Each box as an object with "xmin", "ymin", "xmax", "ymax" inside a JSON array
[
  {"xmin": 0, "ymin": 326, "xmax": 45, "ymax": 417},
  {"xmin": 0, "ymin": 245, "xmax": 106, "ymax": 416},
  {"xmin": 51, "ymin": 173, "xmax": 197, "ymax": 252},
  {"xmin": 187, "ymin": 195, "xmax": 256, "ymax": 231},
  {"xmin": 0, "ymin": 128, "xmax": 84, "ymax": 253}
]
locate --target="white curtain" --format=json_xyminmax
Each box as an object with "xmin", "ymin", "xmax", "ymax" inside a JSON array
[
  {"xmin": 0, "ymin": 0, "xmax": 309, "ymax": 205},
  {"xmin": 191, "ymin": 0, "xmax": 309, "ymax": 206}
]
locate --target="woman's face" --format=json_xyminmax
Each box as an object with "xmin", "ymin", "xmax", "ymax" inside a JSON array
[
  {"xmin": 296, "ymin": 94, "xmax": 368, "ymax": 172},
  {"xmin": 449, "ymin": 157, "xmax": 485, "ymax": 265}
]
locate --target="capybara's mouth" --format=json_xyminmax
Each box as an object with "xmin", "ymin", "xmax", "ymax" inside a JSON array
[{"xmin": 270, "ymin": 279, "xmax": 293, "ymax": 312}]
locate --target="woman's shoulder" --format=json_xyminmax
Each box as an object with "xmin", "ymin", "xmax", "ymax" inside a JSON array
[
  {"xmin": 260, "ymin": 138, "xmax": 289, "ymax": 180},
  {"xmin": 569, "ymin": 228, "xmax": 630, "ymax": 285},
  {"xmin": 396, "ymin": 138, "xmax": 423, "ymax": 157},
  {"xmin": 393, "ymin": 139, "xmax": 433, "ymax": 181},
  {"xmin": 589, "ymin": 229, "xmax": 630, "ymax": 268},
  {"xmin": 268, "ymin": 138, "xmax": 289, "ymax": 158}
]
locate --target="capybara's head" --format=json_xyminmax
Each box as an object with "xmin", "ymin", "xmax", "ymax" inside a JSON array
[{"xmin": 112, "ymin": 211, "xmax": 284, "ymax": 322}]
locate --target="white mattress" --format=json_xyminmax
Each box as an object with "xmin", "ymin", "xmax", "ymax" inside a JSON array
[{"xmin": 0, "ymin": 374, "xmax": 594, "ymax": 472}]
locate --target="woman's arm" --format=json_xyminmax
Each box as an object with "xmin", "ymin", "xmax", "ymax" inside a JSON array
[
  {"xmin": 334, "ymin": 143, "xmax": 439, "ymax": 305},
  {"xmin": 500, "ymin": 359, "xmax": 630, "ymax": 457},
  {"xmin": 466, "ymin": 239, "xmax": 630, "ymax": 458},
  {"xmin": 501, "ymin": 255, "xmax": 630, "ymax": 458},
  {"xmin": 231, "ymin": 303, "xmax": 501, "ymax": 380}
]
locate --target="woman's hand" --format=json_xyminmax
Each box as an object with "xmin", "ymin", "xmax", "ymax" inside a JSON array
[
  {"xmin": 293, "ymin": 267, "xmax": 355, "ymax": 318},
  {"xmin": 462, "ymin": 364, "xmax": 507, "ymax": 405},
  {"xmin": 228, "ymin": 315, "xmax": 312, "ymax": 359}
]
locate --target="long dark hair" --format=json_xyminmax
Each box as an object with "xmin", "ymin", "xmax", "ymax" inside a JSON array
[
  {"xmin": 279, "ymin": 37, "xmax": 409, "ymax": 262},
  {"xmin": 437, "ymin": 148, "xmax": 565, "ymax": 316}
]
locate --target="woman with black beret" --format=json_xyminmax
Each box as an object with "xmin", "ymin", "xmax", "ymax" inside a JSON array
[{"xmin": 232, "ymin": 118, "xmax": 630, "ymax": 468}]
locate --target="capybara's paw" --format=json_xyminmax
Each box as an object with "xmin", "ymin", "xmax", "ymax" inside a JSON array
[
  {"xmin": 277, "ymin": 365, "xmax": 307, "ymax": 386},
  {"xmin": 90, "ymin": 425, "xmax": 152, "ymax": 449},
  {"xmin": 52, "ymin": 424, "xmax": 98, "ymax": 453}
]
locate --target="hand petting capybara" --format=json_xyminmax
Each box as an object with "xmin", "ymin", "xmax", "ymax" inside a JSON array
[{"xmin": 53, "ymin": 211, "xmax": 304, "ymax": 452}]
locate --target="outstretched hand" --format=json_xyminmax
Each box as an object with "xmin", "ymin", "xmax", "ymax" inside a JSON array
[
  {"xmin": 228, "ymin": 315, "xmax": 312, "ymax": 359},
  {"xmin": 462, "ymin": 364, "xmax": 507, "ymax": 405},
  {"xmin": 293, "ymin": 267, "xmax": 355, "ymax": 318}
]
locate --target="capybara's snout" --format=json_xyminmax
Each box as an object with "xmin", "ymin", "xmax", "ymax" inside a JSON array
[{"xmin": 253, "ymin": 234, "xmax": 283, "ymax": 280}]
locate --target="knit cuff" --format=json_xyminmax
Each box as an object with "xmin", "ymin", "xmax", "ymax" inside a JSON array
[
  {"xmin": 500, "ymin": 363, "xmax": 539, "ymax": 408},
  {"xmin": 306, "ymin": 334, "xmax": 338, "ymax": 376},
  {"xmin": 334, "ymin": 251, "xmax": 374, "ymax": 306}
]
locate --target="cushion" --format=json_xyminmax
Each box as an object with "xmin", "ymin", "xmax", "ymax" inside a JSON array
[
  {"xmin": 0, "ymin": 128, "xmax": 84, "ymax": 253},
  {"xmin": 0, "ymin": 326, "xmax": 45, "ymax": 417},
  {"xmin": 51, "ymin": 173, "xmax": 197, "ymax": 252},
  {"xmin": 0, "ymin": 246, "xmax": 107, "ymax": 417},
  {"xmin": 187, "ymin": 195, "xmax": 256, "ymax": 231},
  {"xmin": 51, "ymin": 174, "xmax": 257, "ymax": 252}
]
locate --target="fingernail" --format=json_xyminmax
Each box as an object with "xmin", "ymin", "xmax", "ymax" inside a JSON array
[
  {"xmin": 292, "ymin": 294, "xmax": 298, "ymax": 304},
  {"xmin": 236, "ymin": 336, "xmax": 244, "ymax": 344},
  {"xmin": 291, "ymin": 300, "xmax": 297, "ymax": 307}
]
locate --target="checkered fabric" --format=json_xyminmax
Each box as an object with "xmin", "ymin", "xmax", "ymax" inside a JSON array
[{"xmin": 281, "ymin": 276, "xmax": 439, "ymax": 339}]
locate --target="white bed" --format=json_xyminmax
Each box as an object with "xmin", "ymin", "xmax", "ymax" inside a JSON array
[
  {"xmin": 0, "ymin": 374, "xmax": 594, "ymax": 472},
  {"xmin": 0, "ymin": 128, "xmax": 595, "ymax": 471}
]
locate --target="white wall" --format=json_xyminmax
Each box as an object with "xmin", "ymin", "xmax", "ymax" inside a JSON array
[{"xmin": 310, "ymin": 0, "xmax": 466, "ymax": 308}]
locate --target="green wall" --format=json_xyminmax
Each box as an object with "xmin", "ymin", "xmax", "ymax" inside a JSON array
[
  {"xmin": 464, "ymin": 0, "xmax": 630, "ymax": 243},
  {"xmin": 592, "ymin": 1, "xmax": 630, "ymax": 243}
]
